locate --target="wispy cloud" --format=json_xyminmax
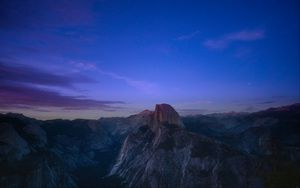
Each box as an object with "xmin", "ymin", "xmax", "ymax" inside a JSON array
[
  {"xmin": 69, "ymin": 60, "xmax": 97, "ymax": 71},
  {"xmin": 98, "ymin": 69, "xmax": 158, "ymax": 94},
  {"xmin": 0, "ymin": 61, "xmax": 124, "ymax": 111},
  {"xmin": 71, "ymin": 61, "xmax": 158, "ymax": 94},
  {"xmin": 203, "ymin": 29, "xmax": 265, "ymax": 49},
  {"xmin": 0, "ymin": 82, "xmax": 124, "ymax": 110},
  {"xmin": 0, "ymin": 61, "xmax": 95, "ymax": 88},
  {"xmin": 258, "ymin": 101, "xmax": 275, "ymax": 104},
  {"xmin": 175, "ymin": 30, "xmax": 200, "ymax": 41}
]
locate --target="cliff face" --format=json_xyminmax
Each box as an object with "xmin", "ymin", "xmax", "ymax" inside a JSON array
[
  {"xmin": 0, "ymin": 113, "xmax": 142, "ymax": 188},
  {"xmin": 0, "ymin": 116, "xmax": 76, "ymax": 188},
  {"xmin": 1, "ymin": 104, "xmax": 299, "ymax": 188},
  {"xmin": 110, "ymin": 104, "xmax": 262, "ymax": 188},
  {"xmin": 152, "ymin": 104, "xmax": 184, "ymax": 132}
]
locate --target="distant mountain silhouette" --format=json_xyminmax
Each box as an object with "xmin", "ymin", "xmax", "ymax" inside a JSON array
[{"xmin": 0, "ymin": 103, "xmax": 299, "ymax": 187}]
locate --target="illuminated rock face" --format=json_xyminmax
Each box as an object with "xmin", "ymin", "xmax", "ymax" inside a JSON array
[
  {"xmin": 110, "ymin": 104, "xmax": 262, "ymax": 188},
  {"xmin": 152, "ymin": 104, "xmax": 184, "ymax": 132}
]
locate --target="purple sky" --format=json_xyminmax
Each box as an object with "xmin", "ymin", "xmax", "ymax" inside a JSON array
[{"xmin": 0, "ymin": 0, "xmax": 299, "ymax": 119}]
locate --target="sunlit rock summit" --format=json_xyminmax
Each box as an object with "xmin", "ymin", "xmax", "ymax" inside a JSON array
[{"xmin": 152, "ymin": 104, "xmax": 184, "ymax": 132}]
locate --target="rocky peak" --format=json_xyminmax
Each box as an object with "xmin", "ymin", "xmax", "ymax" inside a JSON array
[
  {"xmin": 138, "ymin": 110, "xmax": 153, "ymax": 116},
  {"xmin": 151, "ymin": 104, "xmax": 184, "ymax": 132}
]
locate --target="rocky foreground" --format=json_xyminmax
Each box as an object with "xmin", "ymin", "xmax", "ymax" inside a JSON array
[{"xmin": 0, "ymin": 104, "xmax": 300, "ymax": 187}]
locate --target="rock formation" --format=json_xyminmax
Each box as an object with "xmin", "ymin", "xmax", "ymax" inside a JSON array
[
  {"xmin": 152, "ymin": 103, "xmax": 184, "ymax": 132},
  {"xmin": 110, "ymin": 104, "xmax": 262, "ymax": 188},
  {"xmin": 1, "ymin": 104, "xmax": 299, "ymax": 188}
]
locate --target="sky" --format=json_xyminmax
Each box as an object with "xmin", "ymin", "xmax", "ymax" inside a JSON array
[{"xmin": 0, "ymin": 0, "xmax": 299, "ymax": 119}]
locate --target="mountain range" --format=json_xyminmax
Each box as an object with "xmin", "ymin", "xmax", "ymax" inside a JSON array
[{"xmin": 0, "ymin": 103, "xmax": 299, "ymax": 187}]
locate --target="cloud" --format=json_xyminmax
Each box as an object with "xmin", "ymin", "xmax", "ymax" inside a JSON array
[
  {"xmin": 69, "ymin": 60, "xmax": 97, "ymax": 71},
  {"xmin": 97, "ymin": 69, "xmax": 158, "ymax": 94},
  {"xmin": 258, "ymin": 101, "xmax": 275, "ymax": 104},
  {"xmin": 175, "ymin": 30, "xmax": 200, "ymax": 41},
  {"xmin": 0, "ymin": 61, "xmax": 95, "ymax": 88},
  {"xmin": 203, "ymin": 29, "xmax": 265, "ymax": 49},
  {"xmin": 0, "ymin": 61, "xmax": 124, "ymax": 111},
  {"xmin": 0, "ymin": 82, "xmax": 124, "ymax": 110},
  {"xmin": 70, "ymin": 61, "xmax": 158, "ymax": 94}
]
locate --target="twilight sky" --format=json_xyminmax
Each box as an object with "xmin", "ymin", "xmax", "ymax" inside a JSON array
[{"xmin": 0, "ymin": 0, "xmax": 299, "ymax": 119}]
